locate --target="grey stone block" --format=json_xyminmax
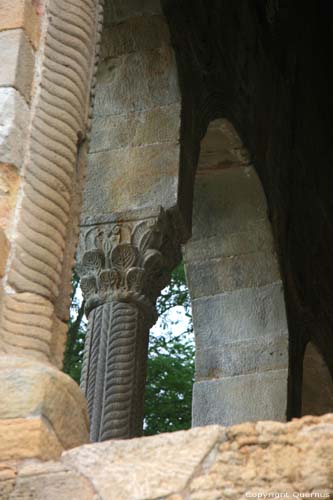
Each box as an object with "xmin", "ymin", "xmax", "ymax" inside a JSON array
[
  {"xmin": 183, "ymin": 220, "xmax": 274, "ymax": 263},
  {"xmin": 0, "ymin": 29, "xmax": 34, "ymax": 103},
  {"xmin": 185, "ymin": 250, "xmax": 281, "ymax": 299},
  {"xmin": 192, "ymin": 369, "xmax": 288, "ymax": 427},
  {"xmin": 191, "ymin": 166, "xmax": 268, "ymax": 241},
  {"xmin": 90, "ymin": 104, "xmax": 180, "ymax": 154},
  {"xmin": 94, "ymin": 47, "xmax": 179, "ymax": 116},
  {"xmin": 192, "ymin": 283, "xmax": 288, "ymax": 348},
  {"xmin": 195, "ymin": 335, "xmax": 288, "ymax": 379},
  {"xmin": 104, "ymin": 0, "xmax": 162, "ymax": 25},
  {"xmin": 101, "ymin": 16, "xmax": 170, "ymax": 59},
  {"xmin": 83, "ymin": 143, "xmax": 179, "ymax": 215},
  {"xmin": 0, "ymin": 88, "xmax": 29, "ymax": 169}
]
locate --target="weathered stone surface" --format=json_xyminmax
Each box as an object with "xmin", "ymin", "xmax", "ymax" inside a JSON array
[
  {"xmin": 62, "ymin": 426, "xmax": 224, "ymax": 500},
  {"xmin": 192, "ymin": 370, "xmax": 288, "ymax": 427},
  {"xmin": 191, "ymin": 167, "xmax": 268, "ymax": 241},
  {"xmin": 195, "ymin": 334, "xmax": 288, "ymax": 379},
  {"xmin": 0, "ymin": 164, "xmax": 20, "ymax": 238},
  {"xmin": 101, "ymin": 15, "xmax": 170, "ymax": 58},
  {"xmin": 84, "ymin": 144, "xmax": 179, "ymax": 214},
  {"xmin": 0, "ymin": 357, "xmax": 89, "ymax": 459},
  {"xmin": 0, "ymin": 89, "xmax": 30, "ymax": 169},
  {"xmin": 183, "ymin": 220, "xmax": 274, "ymax": 263},
  {"xmin": 6, "ymin": 415, "xmax": 333, "ymax": 499},
  {"xmin": 185, "ymin": 120, "xmax": 290, "ymax": 425},
  {"xmin": 0, "ymin": 462, "xmax": 17, "ymax": 498},
  {"xmin": 0, "ymin": 418, "xmax": 63, "ymax": 461},
  {"xmin": 12, "ymin": 462, "xmax": 95, "ymax": 500},
  {"xmin": 185, "ymin": 251, "xmax": 281, "ymax": 299},
  {"xmin": 94, "ymin": 46, "xmax": 179, "ymax": 116},
  {"xmin": 0, "ymin": 0, "xmax": 42, "ymax": 48},
  {"xmin": 90, "ymin": 104, "xmax": 180, "ymax": 154},
  {"xmin": 192, "ymin": 283, "xmax": 288, "ymax": 348},
  {"xmin": 0, "ymin": 229, "xmax": 9, "ymax": 278},
  {"xmin": 104, "ymin": 0, "xmax": 162, "ymax": 25},
  {"xmin": 189, "ymin": 417, "xmax": 333, "ymax": 499},
  {"xmin": 0, "ymin": 29, "xmax": 34, "ymax": 102}
]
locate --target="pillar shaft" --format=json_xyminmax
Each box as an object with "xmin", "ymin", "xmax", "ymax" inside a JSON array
[{"xmin": 78, "ymin": 208, "xmax": 180, "ymax": 440}]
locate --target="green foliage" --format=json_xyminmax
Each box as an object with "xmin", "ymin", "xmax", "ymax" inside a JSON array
[
  {"xmin": 63, "ymin": 271, "xmax": 86, "ymax": 384},
  {"xmin": 64, "ymin": 263, "xmax": 195, "ymax": 435},
  {"xmin": 144, "ymin": 263, "xmax": 195, "ymax": 435}
]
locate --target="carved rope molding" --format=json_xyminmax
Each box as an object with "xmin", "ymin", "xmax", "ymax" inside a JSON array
[
  {"xmin": 0, "ymin": 0, "xmax": 104, "ymax": 366},
  {"xmin": 78, "ymin": 210, "xmax": 181, "ymax": 440}
]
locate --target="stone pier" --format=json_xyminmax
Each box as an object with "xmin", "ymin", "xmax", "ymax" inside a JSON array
[
  {"xmin": 185, "ymin": 120, "xmax": 289, "ymax": 427},
  {"xmin": 0, "ymin": 0, "xmax": 102, "ymax": 460}
]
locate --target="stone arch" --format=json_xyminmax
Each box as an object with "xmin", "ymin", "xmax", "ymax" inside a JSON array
[
  {"xmin": 183, "ymin": 119, "xmax": 289, "ymax": 426},
  {"xmin": 163, "ymin": 0, "xmax": 333, "ymax": 420},
  {"xmin": 301, "ymin": 341, "xmax": 333, "ymax": 416}
]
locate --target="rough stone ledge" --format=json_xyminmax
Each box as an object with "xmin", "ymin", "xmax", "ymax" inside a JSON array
[{"xmin": 2, "ymin": 414, "xmax": 332, "ymax": 499}]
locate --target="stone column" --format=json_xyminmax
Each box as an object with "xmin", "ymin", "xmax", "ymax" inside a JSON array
[
  {"xmin": 0, "ymin": 0, "xmax": 103, "ymax": 460},
  {"xmin": 77, "ymin": 209, "xmax": 180, "ymax": 441}
]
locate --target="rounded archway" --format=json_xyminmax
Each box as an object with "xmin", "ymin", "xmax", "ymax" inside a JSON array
[{"xmin": 184, "ymin": 119, "xmax": 289, "ymax": 426}]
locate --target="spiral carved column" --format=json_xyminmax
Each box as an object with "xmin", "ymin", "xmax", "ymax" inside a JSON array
[{"xmin": 78, "ymin": 209, "xmax": 180, "ymax": 441}]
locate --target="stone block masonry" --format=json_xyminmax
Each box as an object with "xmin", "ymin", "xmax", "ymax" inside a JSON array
[
  {"xmin": 184, "ymin": 119, "xmax": 289, "ymax": 427},
  {"xmin": 2, "ymin": 414, "xmax": 332, "ymax": 499}
]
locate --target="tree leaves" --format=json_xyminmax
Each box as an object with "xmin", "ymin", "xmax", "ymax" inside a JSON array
[{"xmin": 144, "ymin": 262, "xmax": 194, "ymax": 435}]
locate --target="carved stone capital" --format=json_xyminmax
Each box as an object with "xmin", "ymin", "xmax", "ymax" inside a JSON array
[{"xmin": 77, "ymin": 209, "xmax": 180, "ymax": 321}]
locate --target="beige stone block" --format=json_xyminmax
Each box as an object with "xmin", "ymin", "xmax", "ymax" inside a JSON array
[
  {"xmin": 0, "ymin": 229, "xmax": 9, "ymax": 278},
  {"xmin": 0, "ymin": 163, "xmax": 20, "ymax": 233},
  {"xmin": 0, "ymin": 418, "xmax": 63, "ymax": 461},
  {"xmin": 12, "ymin": 462, "xmax": 95, "ymax": 500},
  {"xmin": 0, "ymin": 29, "xmax": 35, "ymax": 102},
  {"xmin": 0, "ymin": 357, "xmax": 89, "ymax": 459},
  {"xmin": 62, "ymin": 426, "xmax": 225, "ymax": 500},
  {"xmin": 49, "ymin": 316, "xmax": 68, "ymax": 369},
  {"xmin": 0, "ymin": 0, "xmax": 42, "ymax": 48},
  {"xmin": 84, "ymin": 143, "xmax": 180, "ymax": 215}
]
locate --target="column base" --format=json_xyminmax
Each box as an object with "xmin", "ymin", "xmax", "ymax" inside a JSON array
[{"xmin": 0, "ymin": 356, "xmax": 89, "ymax": 461}]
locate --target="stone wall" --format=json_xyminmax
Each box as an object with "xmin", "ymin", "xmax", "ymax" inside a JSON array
[
  {"xmin": 82, "ymin": 0, "xmax": 181, "ymax": 217},
  {"xmin": 2, "ymin": 414, "xmax": 332, "ymax": 499},
  {"xmin": 184, "ymin": 120, "xmax": 289, "ymax": 426}
]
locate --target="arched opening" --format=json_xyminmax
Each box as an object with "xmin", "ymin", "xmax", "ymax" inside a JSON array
[
  {"xmin": 184, "ymin": 119, "xmax": 289, "ymax": 426},
  {"xmin": 301, "ymin": 341, "xmax": 333, "ymax": 416}
]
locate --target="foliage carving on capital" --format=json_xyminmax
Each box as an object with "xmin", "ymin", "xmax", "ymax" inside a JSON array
[{"xmin": 78, "ymin": 213, "xmax": 176, "ymax": 317}]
